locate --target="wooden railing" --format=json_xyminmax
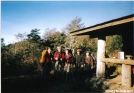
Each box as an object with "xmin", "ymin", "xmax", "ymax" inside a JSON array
[
  {"xmin": 101, "ymin": 58, "xmax": 134, "ymax": 65},
  {"xmin": 101, "ymin": 57, "xmax": 134, "ymax": 87}
]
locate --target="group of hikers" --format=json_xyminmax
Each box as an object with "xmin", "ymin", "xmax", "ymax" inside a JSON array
[{"xmin": 40, "ymin": 46, "xmax": 96, "ymax": 80}]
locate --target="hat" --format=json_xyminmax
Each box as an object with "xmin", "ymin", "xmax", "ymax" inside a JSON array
[
  {"xmin": 77, "ymin": 49, "xmax": 81, "ymax": 52},
  {"xmin": 65, "ymin": 49, "xmax": 69, "ymax": 52},
  {"xmin": 86, "ymin": 51, "xmax": 90, "ymax": 53},
  {"xmin": 57, "ymin": 46, "xmax": 61, "ymax": 49}
]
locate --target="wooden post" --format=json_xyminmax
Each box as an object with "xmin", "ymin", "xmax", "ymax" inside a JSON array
[
  {"xmin": 133, "ymin": 28, "xmax": 134, "ymax": 56},
  {"xmin": 122, "ymin": 56, "xmax": 132, "ymax": 87},
  {"xmin": 96, "ymin": 36, "xmax": 106, "ymax": 78}
]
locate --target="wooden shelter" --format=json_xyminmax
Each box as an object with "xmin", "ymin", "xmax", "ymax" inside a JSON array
[{"xmin": 70, "ymin": 14, "xmax": 134, "ymax": 87}]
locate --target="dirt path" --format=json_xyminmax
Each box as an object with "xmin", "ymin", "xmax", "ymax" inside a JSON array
[{"xmin": 104, "ymin": 75, "xmax": 134, "ymax": 91}]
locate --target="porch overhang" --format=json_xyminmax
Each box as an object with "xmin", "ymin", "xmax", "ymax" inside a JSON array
[{"xmin": 70, "ymin": 14, "xmax": 134, "ymax": 38}]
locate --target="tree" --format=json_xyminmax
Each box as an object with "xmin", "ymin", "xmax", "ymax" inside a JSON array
[
  {"xmin": 67, "ymin": 16, "xmax": 85, "ymax": 33},
  {"xmin": 42, "ymin": 28, "xmax": 67, "ymax": 50},
  {"xmin": 62, "ymin": 16, "xmax": 91, "ymax": 51},
  {"xmin": 15, "ymin": 32, "xmax": 27, "ymax": 42},
  {"xmin": 1, "ymin": 38, "xmax": 5, "ymax": 47},
  {"xmin": 27, "ymin": 29, "xmax": 41, "ymax": 43},
  {"xmin": 106, "ymin": 35, "xmax": 123, "ymax": 54}
]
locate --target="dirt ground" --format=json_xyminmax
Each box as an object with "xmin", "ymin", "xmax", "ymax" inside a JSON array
[
  {"xmin": 104, "ymin": 75, "xmax": 134, "ymax": 91},
  {"xmin": 1, "ymin": 72, "xmax": 91, "ymax": 93},
  {"xmin": 2, "ymin": 68, "xmax": 134, "ymax": 93}
]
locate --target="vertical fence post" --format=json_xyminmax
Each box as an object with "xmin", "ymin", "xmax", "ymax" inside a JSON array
[
  {"xmin": 96, "ymin": 36, "xmax": 106, "ymax": 78},
  {"xmin": 122, "ymin": 55, "xmax": 132, "ymax": 87}
]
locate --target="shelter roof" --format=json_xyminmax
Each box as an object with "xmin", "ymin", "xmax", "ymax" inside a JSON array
[{"xmin": 70, "ymin": 14, "xmax": 134, "ymax": 37}]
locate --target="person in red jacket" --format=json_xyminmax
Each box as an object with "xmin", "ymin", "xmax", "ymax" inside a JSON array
[
  {"xmin": 64, "ymin": 49, "xmax": 73, "ymax": 72},
  {"xmin": 53, "ymin": 46, "xmax": 65, "ymax": 71}
]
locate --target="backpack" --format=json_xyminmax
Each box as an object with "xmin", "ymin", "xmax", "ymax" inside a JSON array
[
  {"xmin": 90, "ymin": 53, "xmax": 96, "ymax": 67},
  {"xmin": 40, "ymin": 50, "xmax": 47, "ymax": 64}
]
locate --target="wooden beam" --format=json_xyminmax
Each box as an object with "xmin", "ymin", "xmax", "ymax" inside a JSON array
[
  {"xmin": 70, "ymin": 17, "xmax": 134, "ymax": 36},
  {"xmin": 101, "ymin": 58, "xmax": 134, "ymax": 65}
]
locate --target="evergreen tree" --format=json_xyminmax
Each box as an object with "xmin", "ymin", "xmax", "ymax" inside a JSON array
[
  {"xmin": 27, "ymin": 29, "xmax": 41, "ymax": 43},
  {"xmin": 1, "ymin": 38, "xmax": 5, "ymax": 47}
]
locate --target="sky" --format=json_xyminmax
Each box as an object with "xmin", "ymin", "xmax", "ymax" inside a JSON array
[{"xmin": 1, "ymin": 1, "xmax": 134, "ymax": 45}]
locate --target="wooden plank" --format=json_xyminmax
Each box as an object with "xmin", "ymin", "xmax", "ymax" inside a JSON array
[
  {"xmin": 101, "ymin": 58, "xmax": 134, "ymax": 65},
  {"xmin": 102, "ymin": 58, "xmax": 133, "ymax": 87},
  {"xmin": 70, "ymin": 17, "xmax": 134, "ymax": 36}
]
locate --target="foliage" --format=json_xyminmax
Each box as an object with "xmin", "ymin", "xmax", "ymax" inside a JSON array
[
  {"xmin": 1, "ymin": 38, "xmax": 5, "ymax": 47},
  {"xmin": 1, "ymin": 30, "xmax": 42, "ymax": 77},
  {"xmin": 42, "ymin": 28, "xmax": 67, "ymax": 50},
  {"xmin": 62, "ymin": 16, "xmax": 96, "ymax": 53},
  {"xmin": 27, "ymin": 29, "xmax": 41, "ymax": 43},
  {"xmin": 15, "ymin": 32, "xmax": 27, "ymax": 41},
  {"xmin": 1, "ymin": 17, "xmax": 123, "ymax": 78},
  {"xmin": 106, "ymin": 35, "xmax": 123, "ymax": 54},
  {"xmin": 67, "ymin": 16, "xmax": 85, "ymax": 33}
]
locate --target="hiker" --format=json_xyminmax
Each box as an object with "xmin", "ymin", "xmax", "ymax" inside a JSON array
[
  {"xmin": 64, "ymin": 48, "xmax": 75, "ymax": 81},
  {"xmin": 64, "ymin": 48, "xmax": 73, "ymax": 73},
  {"xmin": 53, "ymin": 46, "xmax": 65, "ymax": 71},
  {"xmin": 85, "ymin": 51, "xmax": 94, "ymax": 78},
  {"xmin": 90, "ymin": 52, "xmax": 96, "ymax": 74},
  {"xmin": 90, "ymin": 52, "xmax": 96, "ymax": 64},
  {"xmin": 40, "ymin": 47, "xmax": 53, "ymax": 79},
  {"xmin": 74, "ymin": 48, "xmax": 84, "ymax": 79}
]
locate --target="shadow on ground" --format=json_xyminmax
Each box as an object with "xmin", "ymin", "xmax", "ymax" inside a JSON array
[
  {"xmin": 2, "ymin": 66, "xmax": 121, "ymax": 93},
  {"xmin": 2, "ymin": 74, "xmax": 89, "ymax": 93},
  {"xmin": 2, "ymin": 72, "xmax": 115, "ymax": 93}
]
